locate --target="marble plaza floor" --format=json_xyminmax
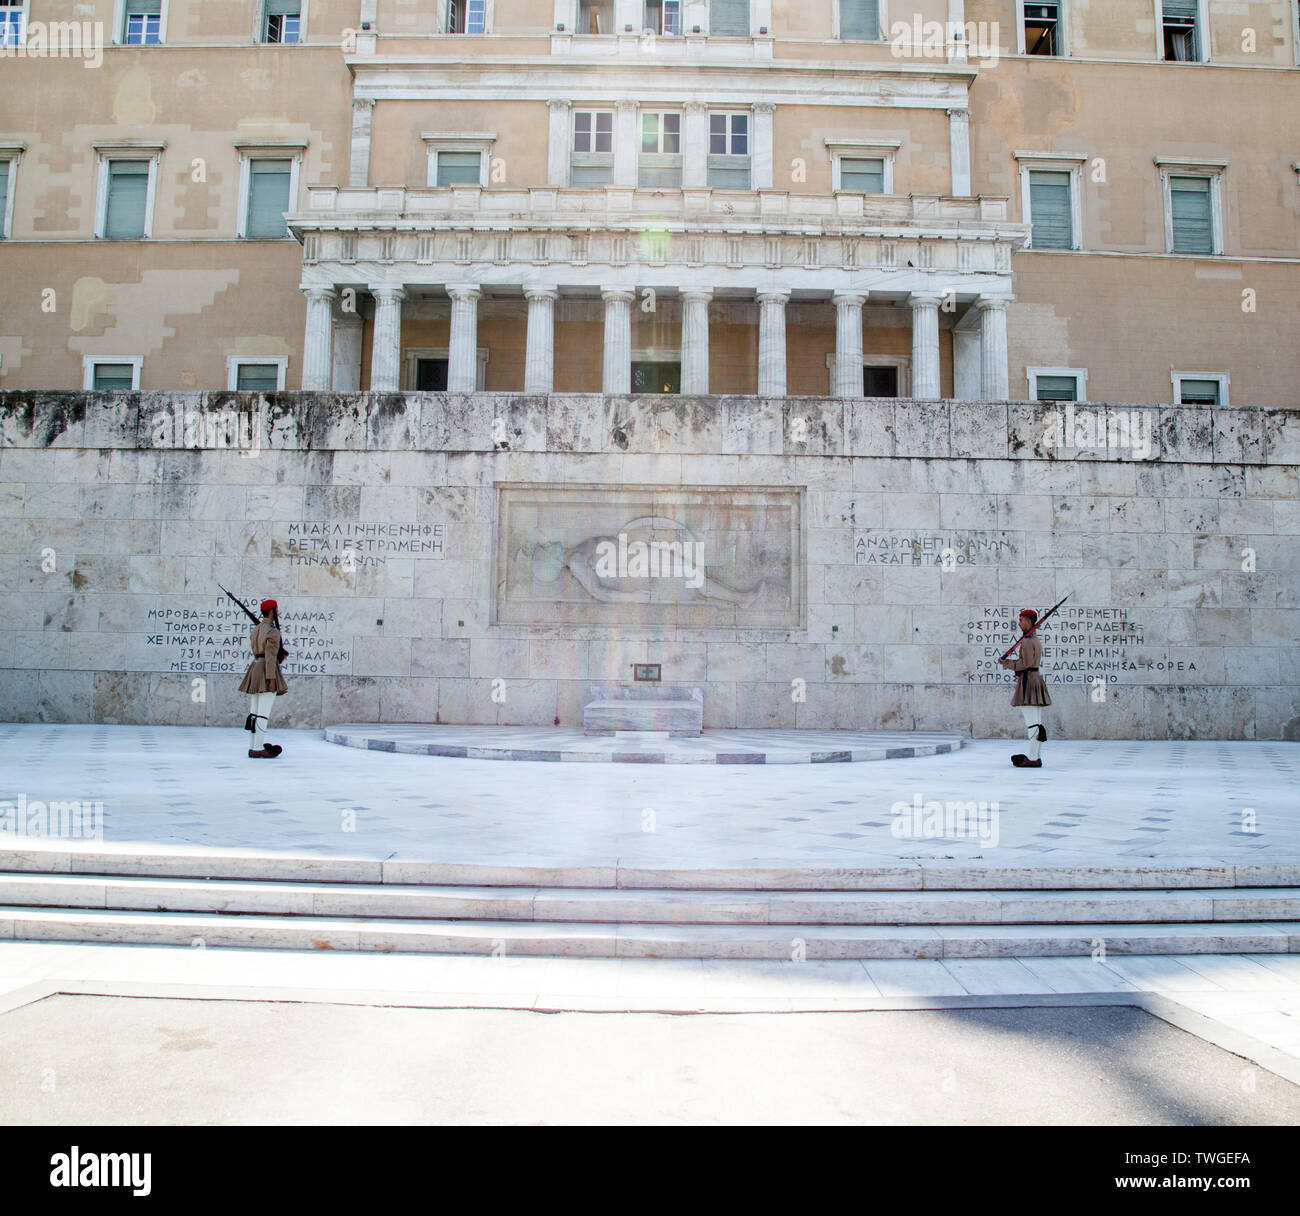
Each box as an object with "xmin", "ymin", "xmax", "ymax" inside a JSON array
[
  {"xmin": 2, "ymin": 723, "xmax": 1299, "ymax": 1084},
  {"xmin": 0, "ymin": 723, "xmax": 1293, "ymax": 867}
]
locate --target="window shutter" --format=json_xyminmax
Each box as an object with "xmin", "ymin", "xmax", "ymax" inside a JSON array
[
  {"xmin": 1029, "ymin": 170, "xmax": 1072, "ymax": 248},
  {"xmin": 710, "ymin": 0, "xmax": 748, "ymax": 37},
  {"xmin": 1035, "ymin": 375, "xmax": 1078, "ymax": 402},
  {"xmin": 839, "ymin": 0, "xmax": 879, "ymax": 40},
  {"xmin": 93, "ymin": 364, "xmax": 135, "ymax": 390},
  {"xmin": 436, "ymin": 151, "xmax": 482, "ymax": 186},
  {"xmin": 105, "ymin": 161, "xmax": 149, "ymax": 239},
  {"xmin": 128, "ymin": 0, "xmax": 162, "ymax": 13},
  {"xmin": 1178, "ymin": 378, "xmax": 1219, "ymax": 404},
  {"xmin": 0, "ymin": 161, "xmax": 8, "ymax": 226},
  {"xmin": 247, "ymin": 159, "xmax": 291, "ymax": 237},
  {"xmin": 237, "ymin": 364, "xmax": 281, "ymax": 391},
  {"xmin": 840, "ymin": 157, "xmax": 884, "ymax": 193},
  {"xmin": 264, "ymin": 0, "xmax": 300, "ymax": 14},
  {"xmin": 1170, "ymin": 176, "xmax": 1212, "ymax": 253},
  {"xmin": 1162, "ymin": 0, "xmax": 1197, "ymax": 15}
]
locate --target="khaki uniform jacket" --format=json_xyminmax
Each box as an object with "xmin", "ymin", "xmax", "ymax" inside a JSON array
[
  {"xmin": 1001, "ymin": 634, "xmax": 1051, "ymax": 707},
  {"xmin": 237, "ymin": 619, "xmax": 288, "ymax": 695}
]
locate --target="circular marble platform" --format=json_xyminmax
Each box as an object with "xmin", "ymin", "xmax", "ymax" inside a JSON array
[{"xmin": 323, "ymin": 723, "xmax": 965, "ymax": 764}]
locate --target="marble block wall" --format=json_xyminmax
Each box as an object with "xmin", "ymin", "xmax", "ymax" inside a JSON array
[{"xmin": 0, "ymin": 390, "xmax": 1297, "ymax": 740}]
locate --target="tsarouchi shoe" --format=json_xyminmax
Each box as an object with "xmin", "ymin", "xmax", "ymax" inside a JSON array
[
  {"xmin": 1010, "ymin": 753, "xmax": 1028, "ymax": 765},
  {"xmin": 265, "ymin": 743, "xmax": 283, "ymax": 757},
  {"xmin": 1011, "ymin": 755, "xmax": 1043, "ymax": 768},
  {"xmin": 248, "ymin": 749, "xmax": 274, "ymax": 758}
]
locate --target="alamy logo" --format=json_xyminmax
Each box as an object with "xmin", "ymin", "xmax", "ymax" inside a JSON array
[
  {"xmin": 50, "ymin": 1147, "xmax": 151, "ymax": 1196},
  {"xmin": 0, "ymin": 22, "xmax": 105, "ymax": 69},
  {"xmin": 890, "ymin": 794, "xmax": 1000, "ymax": 847},
  {"xmin": 1040, "ymin": 403, "xmax": 1154, "ymax": 460},
  {"xmin": 592, "ymin": 531, "xmax": 705, "ymax": 589},
  {"xmin": 0, "ymin": 795, "xmax": 104, "ymax": 840},
  {"xmin": 890, "ymin": 20, "xmax": 1002, "ymax": 64}
]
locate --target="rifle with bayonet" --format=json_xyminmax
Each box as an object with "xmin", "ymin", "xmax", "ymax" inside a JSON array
[
  {"xmin": 999, "ymin": 592, "xmax": 1070, "ymax": 661},
  {"xmin": 219, "ymin": 584, "xmax": 288, "ymax": 664}
]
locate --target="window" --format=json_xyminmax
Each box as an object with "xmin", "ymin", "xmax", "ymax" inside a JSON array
[
  {"xmin": 1022, "ymin": 2, "xmax": 1061, "ymax": 55},
  {"xmin": 639, "ymin": 112, "xmax": 682, "ymax": 188},
  {"xmin": 436, "ymin": 150, "xmax": 483, "ymax": 186},
  {"xmin": 1027, "ymin": 368, "xmax": 1087, "ymax": 401},
  {"xmin": 1173, "ymin": 373, "xmax": 1227, "ymax": 405},
  {"xmin": 863, "ymin": 366, "xmax": 898, "ymax": 397},
  {"xmin": 578, "ymin": 0, "xmax": 613, "ymax": 33},
  {"xmin": 1027, "ymin": 170, "xmax": 1072, "ymax": 248},
  {"xmin": 263, "ymin": 0, "xmax": 301, "ymax": 43},
  {"xmin": 0, "ymin": 4, "xmax": 24, "ymax": 46},
  {"xmin": 1168, "ymin": 175, "xmax": 1213, "ymax": 253},
  {"xmin": 122, "ymin": 0, "xmax": 163, "ymax": 44},
  {"xmin": 839, "ymin": 0, "xmax": 880, "ymax": 40},
  {"xmin": 415, "ymin": 359, "xmax": 449, "ymax": 390},
  {"xmin": 1161, "ymin": 0, "xmax": 1201, "ymax": 61},
  {"xmin": 0, "ymin": 156, "xmax": 13, "ymax": 239},
  {"xmin": 447, "ymin": 0, "xmax": 486, "ymax": 34},
  {"xmin": 83, "ymin": 357, "xmax": 143, "ymax": 390},
  {"xmin": 244, "ymin": 159, "xmax": 293, "ymax": 238},
  {"xmin": 228, "ymin": 358, "xmax": 288, "ymax": 391},
  {"xmin": 644, "ymin": 0, "xmax": 681, "ymax": 35},
  {"xmin": 571, "ymin": 111, "xmax": 614, "ymax": 186},
  {"xmin": 708, "ymin": 113, "xmax": 750, "ymax": 190},
  {"xmin": 103, "ymin": 160, "xmax": 150, "ymax": 239},
  {"xmin": 710, "ymin": 0, "xmax": 748, "ymax": 37},
  {"xmin": 840, "ymin": 157, "xmax": 885, "ymax": 193},
  {"xmin": 632, "ymin": 361, "xmax": 681, "ymax": 393}
]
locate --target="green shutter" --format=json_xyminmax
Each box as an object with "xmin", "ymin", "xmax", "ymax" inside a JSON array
[
  {"xmin": 264, "ymin": 0, "xmax": 300, "ymax": 13},
  {"xmin": 0, "ymin": 161, "xmax": 8, "ymax": 235},
  {"xmin": 710, "ymin": 0, "xmax": 748, "ymax": 36},
  {"xmin": 437, "ymin": 151, "xmax": 482, "ymax": 186},
  {"xmin": 1162, "ymin": 0, "xmax": 1197, "ymax": 15},
  {"xmin": 237, "ymin": 363, "xmax": 280, "ymax": 391},
  {"xmin": 1170, "ymin": 176, "xmax": 1212, "ymax": 253},
  {"xmin": 128, "ymin": 0, "xmax": 161, "ymax": 13},
  {"xmin": 839, "ymin": 0, "xmax": 879, "ymax": 40},
  {"xmin": 105, "ymin": 161, "xmax": 148, "ymax": 239},
  {"xmin": 840, "ymin": 157, "xmax": 884, "ymax": 193},
  {"xmin": 247, "ymin": 159, "xmax": 291, "ymax": 237},
  {"xmin": 1178, "ymin": 378, "xmax": 1219, "ymax": 404},
  {"xmin": 93, "ymin": 363, "xmax": 135, "ymax": 390},
  {"xmin": 1029, "ymin": 170, "xmax": 1072, "ymax": 249},
  {"xmin": 1035, "ymin": 375, "xmax": 1078, "ymax": 402}
]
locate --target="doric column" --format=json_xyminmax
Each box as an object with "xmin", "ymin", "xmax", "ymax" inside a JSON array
[
  {"xmin": 331, "ymin": 312, "xmax": 363, "ymax": 391},
  {"xmin": 978, "ymin": 297, "xmax": 1010, "ymax": 400},
  {"xmin": 601, "ymin": 287, "xmax": 634, "ymax": 394},
  {"xmin": 368, "ymin": 285, "xmax": 405, "ymax": 392},
  {"xmin": 446, "ymin": 283, "xmax": 482, "ymax": 393},
  {"xmin": 546, "ymin": 99, "xmax": 570, "ymax": 187},
  {"xmin": 349, "ymin": 98, "xmax": 376, "ymax": 187},
  {"xmin": 752, "ymin": 102, "xmax": 775, "ymax": 190},
  {"xmin": 524, "ymin": 287, "xmax": 557, "ymax": 394},
  {"xmin": 613, "ymin": 101, "xmax": 639, "ymax": 187},
  {"xmin": 909, "ymin": 293, "xmax": 943, "ymax": 400},
  {"xmin": 947, "ymin": 0, "xmax": 968, "ymax": 62},
  {"xmin": 301, "ymin": 287, "xmax": 335, "ymax": 390},
  {"xmin": 683, "ymin": 102, "xmax": 708, "ymax": 189},
  {"xmin": 756, "ymin": 288, "xmax": 789, "ymax": 397},
  {"xmin": 947, "ymin": 108, "xmax": 971, "ymax": 197},
  {"xmin": 680, "ymin": 288, "xmax": 712, "ymax": 394},
  {"xmin": 831, "ymin": 292, "xmax": 867, "ymax": 398}
]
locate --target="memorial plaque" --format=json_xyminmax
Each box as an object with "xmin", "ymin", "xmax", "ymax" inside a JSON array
[{"xmin": 494, "ymin": 483, "xmax": 805, "ymax": 628}]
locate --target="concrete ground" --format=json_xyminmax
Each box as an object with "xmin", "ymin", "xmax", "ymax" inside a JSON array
[{"xmin": 3, "ymin": 994, "xmax": 1298, "ymax": 1125}]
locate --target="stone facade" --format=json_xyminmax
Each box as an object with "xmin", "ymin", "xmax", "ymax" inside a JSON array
[{"xmin": 1, "ymin": 389, "xmax": 1297, "ymax": 740}]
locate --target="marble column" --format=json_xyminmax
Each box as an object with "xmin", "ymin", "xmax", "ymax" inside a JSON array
[
  {"xmin": 601, "ymin": 287, "xmax": 634, "ymax": 394},
  {"xmin": 947, "ymin": 0, "xmax": 968, "ymax": 62},
  {"xmin": 349, "ymin": 98, "xmax": 375, "ymax": 187},
  {"xmin": 524, "ymin": 287, "xmax": 557, "ymax": 394},
  {"xmin": 752, "ymin": 103, "xmax": 775, "ymax": 190},
  {"xmin": 978, "ymin": 296, "xmax": 1010, "ymax": 400},
  {"xmin": 831, "ymin": 292, "xmax": 866, "ymax": 398},
  {"xmin": 756, "ymin": 288, "xmax": 789, "ymax": 397},
  {"xmin": 331, "ymin": 312, "xmax": 363, "ymax": 391},
  {"xmin": 301, "ymin": 287, "xmax": 335, "ymax": 391},
  {"xmin": 613, "ymin": 102, "xmax": 639, "ymax": 187},
  {"xmin": 546, "ymin": 100, "xmax": 570, "ymax": 187},
  {"xmin": 680, "ymin": 288, "xmax": 712, "ymax": 394},
  {"xmin": 683, "ymin": 103, "xmax": 708, "ymax": 189},
  {"xmin": 368, "ymin": 286, "xmax": 405, "ymax": 392},
  {"xmin": 909, "ymin": 293, "xmax": 943, "ymax": 400},
  {"xmin": 446, "ymin": 283, "xmax": 482, "ymax": 393}
]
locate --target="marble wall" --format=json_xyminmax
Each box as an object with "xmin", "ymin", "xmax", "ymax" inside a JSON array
[{"xmin": 0, "ymin": 390, "xmax": 1297, "ymax": 740}]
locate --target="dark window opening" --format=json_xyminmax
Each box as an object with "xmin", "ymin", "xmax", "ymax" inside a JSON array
[
  {"xmin": 415, "ymin": 359, "xmax": 449, "ymax": 390},
  {"xmin": 631, "ymin": 361, "xmax": 681, "ymax": 393},
  {"xmin": 862, "ymin": 366, "xmax": 899, "ymax": 397}
]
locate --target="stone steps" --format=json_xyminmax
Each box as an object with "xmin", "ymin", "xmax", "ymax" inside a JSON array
[
  {"xmin": 3, "ymin": 873, "xmax": 1300, "ymax": 926},
  {"xmin": 0, "ymin": 855, "xmax": 1297, "ymax": 958}
]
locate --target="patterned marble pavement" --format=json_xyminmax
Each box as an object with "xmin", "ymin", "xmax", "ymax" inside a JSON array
[{"xmin": 0, "ymin": 723, "xmax": 1295, "ymax": 868}]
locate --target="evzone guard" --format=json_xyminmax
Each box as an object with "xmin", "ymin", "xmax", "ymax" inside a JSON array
[
  {"xmin": 235, "ymin": 596, "xmax": 288, "ymax": 759},
  {"xmin": 997, "ymin": 595, "xmax": 1067, "ymax": 769}
]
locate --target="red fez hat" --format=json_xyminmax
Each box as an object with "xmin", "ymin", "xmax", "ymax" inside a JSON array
[
  {"xmin": 1019, "ymin": 608, "xmax": 1038, "ymax": 622},
  {"xmin": 260, "ymin": 599, "xmax": 278, "ymax": 613}
]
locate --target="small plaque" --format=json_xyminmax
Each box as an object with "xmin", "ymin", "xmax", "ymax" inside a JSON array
[{"xmin": 632, "ymin": 664, "xmax": 662, "ymax": 682}]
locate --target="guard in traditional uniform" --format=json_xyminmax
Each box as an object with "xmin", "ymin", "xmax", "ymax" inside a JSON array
[
  {"xmin": 998, "ymin": 608, "xmax": 1051, "ymax": 768},
  {"xmin": 238, "ymin": 598, "xmax": 288, "ymax": 758}
]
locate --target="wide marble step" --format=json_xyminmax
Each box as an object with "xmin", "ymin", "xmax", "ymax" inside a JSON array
[
  {"xmin": 3, "ymin": 873, "xmax": 1300, "ymax": 926},
  {"xmin": 0, "ymin": 906, "xmax": 1295, "ymax": 959}
]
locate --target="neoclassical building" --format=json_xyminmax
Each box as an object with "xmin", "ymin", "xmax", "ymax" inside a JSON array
[{"xmin": 1, "ymin": 1, "xmax": 1298, "ymax": 405}]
